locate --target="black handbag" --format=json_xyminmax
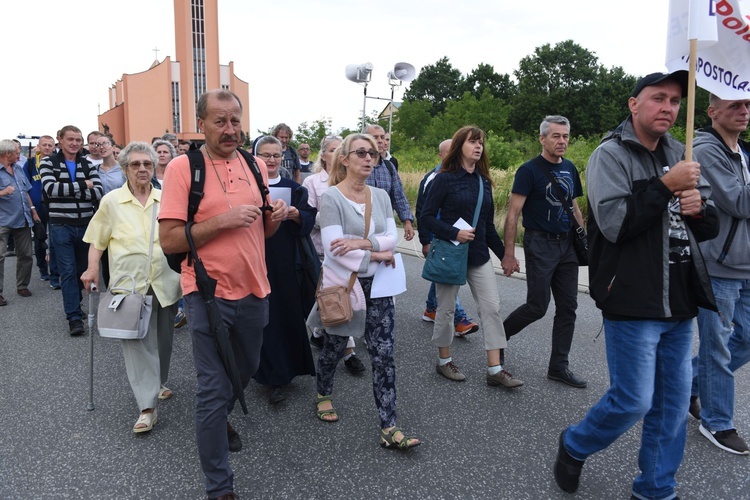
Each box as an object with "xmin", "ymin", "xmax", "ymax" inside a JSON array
[
  {"xmin": 534, "ymin": 158, "xmax": 588, "ymax": 266},
  {"xmin": 422, "ymin": 175, "xmax": 484, "ymax": 284}
]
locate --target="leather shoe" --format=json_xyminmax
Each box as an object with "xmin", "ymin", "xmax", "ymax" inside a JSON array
[
  {"xmin": 17, "ymin": 289, "xmax": 32, "ymax": 297},
  {"xmin": 309, "ymin": 334, "xmax": 324, "ymax": 349},
  {"xmin": 554, "ymin": 430, "xmax": 584, "ymax": 493},
  {"xmin": 269, "ymin": 386, "xmax": 286, "ymax": 405},
  {"xmin": 548, "ymin": 369, "xmax": 587, "ymax": 388},
  {"xmin": 345, "ymin": 354, "xmax": 366, "ymax": 374},
  {"xmin": 69, "ymin": 319, "xmax": 85, "ymax": 336},
  {"xmin": 689, "ymin": 395, "xmax": 701, "ymax": 420},
  {"xmin": 436, "ymin": 361, "xmax": 466, "ymax": 381},
  {"xmin": 0, "ymin": 295, "xmax": 6, "ymax": 306},
  {"xmin": 487, "ymin": 369, "xmax": 523, "ymax": 388},
  {"xmin": 227, "ymin": 422, "xmax": 242, "ymax": 452}
]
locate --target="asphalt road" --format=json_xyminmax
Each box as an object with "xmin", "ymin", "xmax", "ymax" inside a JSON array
[{"xmin": 1, "ymin": 252, "xmax": 748, "ymax": 499}]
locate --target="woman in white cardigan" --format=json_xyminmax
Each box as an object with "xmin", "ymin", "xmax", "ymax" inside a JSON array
[{"xmin": 313, "ymin": 133, "xmax": 420, "ymax": 450}]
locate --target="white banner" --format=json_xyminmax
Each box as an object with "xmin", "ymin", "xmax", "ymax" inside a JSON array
[{"xmin": 666, "ymin": 0, "xmax": 750, "ymax": 99}]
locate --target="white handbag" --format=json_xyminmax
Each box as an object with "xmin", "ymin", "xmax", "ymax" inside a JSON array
[{"xmin": 97, "ymin": 204, "xmax": 157, "ymax": 340}]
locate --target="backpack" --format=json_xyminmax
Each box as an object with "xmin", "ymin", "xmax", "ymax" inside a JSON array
[{"xmin": 165, "ymin": 148, "xmax": 270, "ymax": 273}]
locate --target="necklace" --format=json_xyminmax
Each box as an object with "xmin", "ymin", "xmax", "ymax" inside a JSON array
[
  {"xmin": 204, "ymin": 146, "xmax": 259, "ymax": 209},
  {"xmin": 340, "ymin": 180, "xmax": 366, "ymax": 203}
]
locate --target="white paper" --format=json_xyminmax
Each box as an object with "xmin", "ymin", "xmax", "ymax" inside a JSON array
[
  {"xmin": 269, "ymin": 186, "xmax": 292, "ymax": 207},
  {"xmin": 370, "ymin": 253, "xmax": 406, "ymax": 298},
  {"xmin": 451, "ymin": 217, "xmax": 473, "ymax": 245}
]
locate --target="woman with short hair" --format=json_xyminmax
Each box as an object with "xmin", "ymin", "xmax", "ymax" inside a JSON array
[{"xmin": 81, "ymin": 141, "xmax": 181, "ymax": 433}]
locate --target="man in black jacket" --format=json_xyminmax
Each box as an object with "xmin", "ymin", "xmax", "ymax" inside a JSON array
[{"xmin": 554, "ymin": 71, "xmax": 719, "ymax": 500}]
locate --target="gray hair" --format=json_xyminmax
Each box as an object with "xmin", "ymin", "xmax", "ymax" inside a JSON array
[
  {"xmin": 196, "ymin": 89, "xmax": 243, "ymax": 120},
  {"xmin": 161, "ymin": 133, "xmax": 178, "ymax": 142},
  {"xmin": 152, "ymin": 140, "xmax": 177, "ymax": 159},
  {"xmin": 539, "ymin": 115, "xmax": 570, "ymax": 137},
  {"xmin": 364, "ymin": 124, "xmax": 385, "ymax": 135},
  {"xmin": 119, "ymin": 141, "xmax": 158, "ymax": 168},
  {"xmin": 255, "ymin": 135, "xmax": 282, "ymax": 152},
  {"xmin": 271, "ymin": 123, "xmax": 293, "ymax": 138},
  {"xmin": 0, "ymin": 139, "xmax": 17, "ymax": 156}
]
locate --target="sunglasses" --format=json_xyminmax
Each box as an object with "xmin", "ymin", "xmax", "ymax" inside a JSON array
[{"xmin": 348, "ymin": 149, "xmax": 378, "ymax": 159}]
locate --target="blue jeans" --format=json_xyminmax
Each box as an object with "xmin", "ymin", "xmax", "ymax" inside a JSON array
[
  {"xmin": 49, "ymin": 224, "xmax": 89, "ymax": 321},
  {"xmin": 691, "ymin": 277, "xmax": 750, "ymax": 432},
  {"xmin": 564, "ymin": 318, "xmax": 693, "ymax": 500},
  {"xmin": 425, "ymin": 281, "xmax": 467, "ymax": 325}
]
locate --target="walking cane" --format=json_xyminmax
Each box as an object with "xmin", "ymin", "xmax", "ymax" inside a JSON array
[{"xmin": 86, "ymin": 284, "xmax": 97, "ymax": 411}]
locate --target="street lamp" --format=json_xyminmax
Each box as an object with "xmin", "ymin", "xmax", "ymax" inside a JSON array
[{"xmin": 345, "ymin": 62, "xmax": 416, "ymax": 142}]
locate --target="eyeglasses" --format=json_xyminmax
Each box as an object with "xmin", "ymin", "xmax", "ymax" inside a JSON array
[
  {"xmin": 88, "ymin": 143, "xmax": 101, "ymax": 149},
  {"xmin": 298, "ymin": 147, "xmax": 310, "ymax": 151},
  {"xmin": 348, "ymin": 149, "xmax": 378, "ymax": 159},
  {"xmin": 127, "ymin": 161, "xmax": 155, "ymax": 169},
  {"xmin": 257, "ymin": 153, "xmax": 282, "ymax": 160},
  {"xmin": 96, "ymin": 142, "xmax": 111, "ymax": 148}
]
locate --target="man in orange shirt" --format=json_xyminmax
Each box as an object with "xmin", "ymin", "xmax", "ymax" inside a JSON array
[{"xmin": 159, "ymin": 89, "xmax": 287, "ymax": 500}]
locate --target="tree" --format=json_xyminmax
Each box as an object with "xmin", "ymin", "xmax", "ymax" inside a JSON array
[
  {"xmin": 463, "ymin": 63, "xmax": 517, "ymax": 103},
  {"xmin": 403, "ymin": 56, "xmax": 464, "ymax": 116},
  {"xmin": 426, "ymin": 89, "xmax": 511, "ymax": 146},
  {"xmin": 294, "ymin": 118, "xmax": 332, "ymax": 150},
  {"xmin": 511, "ymin": 40, "xmax": 603, "ymax": 136}
]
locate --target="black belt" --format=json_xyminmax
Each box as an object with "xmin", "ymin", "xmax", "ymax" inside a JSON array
[{"xmin": 525, "ymin": 229, "xmax": 568, "ymax": 240}]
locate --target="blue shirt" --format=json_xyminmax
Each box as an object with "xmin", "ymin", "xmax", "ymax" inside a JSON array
[
  {"xmin": 512, "ymin": 155, "xmax": 583, "ymax": 234},
  {"xmin": 0, "ymin": 162, "xmax": 33, "ymax": 228},
  {"xmin": 65, "ymin": 159, "xmax": 77, "ymax": 180},
  {"xmin": 365, "ymin": 158, "xmax": 413, "ymax": 223},
  {"xmin": 421, "ymin": 168, "xmax": 504, "ymax": 267}
]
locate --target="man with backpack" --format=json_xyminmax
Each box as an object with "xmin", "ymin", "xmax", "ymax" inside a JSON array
[{"xmin": 159, "ymin": 89, "xmax": 288, "ymax": 500}]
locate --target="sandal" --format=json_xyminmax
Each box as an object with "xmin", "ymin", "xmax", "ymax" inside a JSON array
[
  {"xmin": 133, "ymin": 410, "xmax": 158, "ymax": 433},
  {"xmin": 315, "ymin": 395, "xmax": 339, "ymax": 423},
  {"xmin": 380, "ymin": 427, "xmax": 421, "ymax": 450},
  {"xmin": 158, "ymin": 385, "xmax": 173, "ymax": 400}
]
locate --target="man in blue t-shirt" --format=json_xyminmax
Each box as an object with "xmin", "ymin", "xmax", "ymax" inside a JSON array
[{"xmin": 501, "ymin": 115, "xmax": 587, "ymax": 388}]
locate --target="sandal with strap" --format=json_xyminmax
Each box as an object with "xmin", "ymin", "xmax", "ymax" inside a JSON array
[
  {"xmin": 133, "ymin": 410, "xmax": 158, "ymax": 433},
  {"xmin": 158, "ymin": 385, "xmax": 173, "ymax": 400},
  {"xmin": 380, "ymin": 427, "xmax": 421, "ymax": 450},
  {"xmin": 315, "ymin": 395, "xmax": 339, "ymax": 423}
]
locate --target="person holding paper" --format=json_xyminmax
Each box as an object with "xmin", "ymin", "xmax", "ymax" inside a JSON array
[
  {"xmin": 251, "ymin": 136, "xmax": 317, "ymax": 405},
  {"xmin": 313, "ymin": 133, "xmax": 420, "ymax": 451},
  {"xmin": 421, "ymin": 126, "xmax": 522, "ymax": 389}
]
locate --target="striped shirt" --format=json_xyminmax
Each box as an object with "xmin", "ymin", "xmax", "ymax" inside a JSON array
[{"xmin": 39, "ymin": 151, "xmax": 103, "ymax": 225}]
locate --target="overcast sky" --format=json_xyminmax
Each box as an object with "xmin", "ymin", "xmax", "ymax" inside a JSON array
[{"xmin": 4, "ymin": 0, "xmax": 670, "ymax": 143}]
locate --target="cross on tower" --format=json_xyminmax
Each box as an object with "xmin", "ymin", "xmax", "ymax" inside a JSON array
[{"xmin": 153, "ymin": 47, "xmax": 160, "ymax": 60}]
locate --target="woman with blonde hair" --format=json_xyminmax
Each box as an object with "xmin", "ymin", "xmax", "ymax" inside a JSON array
[{"xmin": 311, "ymin": 133, "xmax": 420, "ymax": 450}]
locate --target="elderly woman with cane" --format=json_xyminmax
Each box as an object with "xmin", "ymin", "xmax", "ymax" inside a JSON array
[{"xmin": 81, "ymin": 141, "xmax": 181, "ymax": 433}]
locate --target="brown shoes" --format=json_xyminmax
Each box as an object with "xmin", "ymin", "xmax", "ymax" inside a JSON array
[
  {"xmin": 436, "ymin": 361, "xmax": 466, "ymax": 381},
  {"xmin": 0, "ymin": 295, "xmax": 6, "ymax": 306},
  {"xmin": 486, "ymin": 370, "xmax": 524, "ymax": 388},
  {"xmin": 17, "ymin": 289, "xmax": 32, "ymax": 298}
]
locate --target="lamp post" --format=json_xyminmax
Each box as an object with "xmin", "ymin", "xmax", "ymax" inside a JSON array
[{"xmin": 345, "ymin": 62, "xmax": 416, "ymax": 145}]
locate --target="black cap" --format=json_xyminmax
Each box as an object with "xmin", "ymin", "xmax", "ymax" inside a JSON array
[{"xmin": 631, "ymin": 70, "xmax": 689, "ymax": 98}]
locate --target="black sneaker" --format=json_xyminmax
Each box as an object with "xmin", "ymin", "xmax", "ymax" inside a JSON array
[
  {"xmin": 69, "ymin": 319, "xmax": 85, "ymax": 336},
  {"xmin": 269, "ymin": 386, "xmax": 286, "ymax": 405},
  {"xmin": 548, "ymin": 369, "xmax": 587, "ymax": 388},
  {"xmin": 689, "ymin": 395, "xmax": 701, "ymax": 420},
  {"xmin": 227, "ymin": 422, "xmax": 242, "ymax": 452},
  {"xmin": 554, "ymin": 430, "xmax": 585, "ymax": 493},
  {"xmin": 345, "ymin": 354, "xmax": 366, "ymax": 374},
  {"xmin": 699, "ymin": 424, "xmax": 750, "ymax": 455},
  {"xmin": 310, "ymin": 334, "xmax": 324, "ymax": 349}
]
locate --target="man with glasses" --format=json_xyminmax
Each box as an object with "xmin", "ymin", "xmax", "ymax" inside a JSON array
[
  {"xmin": 39, "ymin": 125, "xmax": 103, "ymax": 335},
  {"xmin": 298, "ymin": 143, "xmax": 312, "ymax": 177},
  {"xmin": 86, "ymin": 131, "xmax": 104, "ymax": 167}
]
